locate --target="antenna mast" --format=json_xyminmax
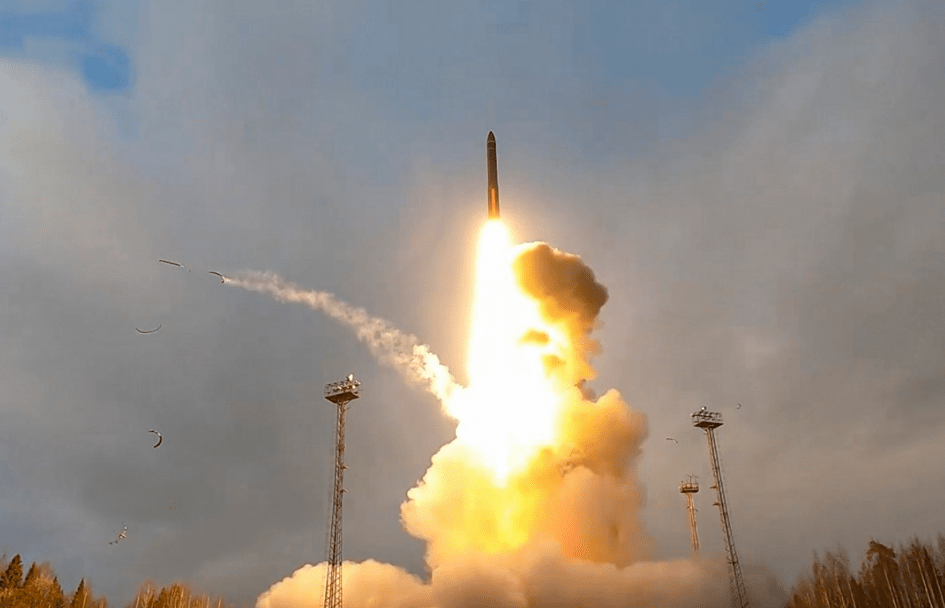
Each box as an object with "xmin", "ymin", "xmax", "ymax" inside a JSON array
[
  {"xmin": 323, "ymin": 375, "xmax": 360, "ymax": 608},
  {"xmin": 692, "ymin": 408, "xmax": 750, "ymax": 608},
  {"xmin": 679, "ymin": 475, "xmax": 701, "ymax": 554}
]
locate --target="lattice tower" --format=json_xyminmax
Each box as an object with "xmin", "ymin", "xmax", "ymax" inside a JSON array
[
  {"xmin": 680, "ymin": 475, "xmax": 701, "ymax": 554},
  {"xmin": 692, "ymin": 408, "xmax": 750, "ymax": 608},
  {"xmin": 323, "ymin": 375, "xmax": 360, "ymax": 608}
]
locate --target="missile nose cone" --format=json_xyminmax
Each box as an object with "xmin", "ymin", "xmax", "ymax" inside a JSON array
[{"xmin": 488, "ymin": 131, "xmax": 495, "ymax": 143}]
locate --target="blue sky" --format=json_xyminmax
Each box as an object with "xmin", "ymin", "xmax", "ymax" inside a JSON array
[
  {"xmin": 0, "ymin": 0, "xmax": 133, "ymax": 92},
  {"xmin": 1, "ymin": 1, "xmax": 943, "ymax": 607},
  {"xmin": 0, "ymin": 0, "xmax": 858, "ymax": 184},
  {"xmin": 0, "ymin": 1, "xmax": 850, "ymax": 106}
]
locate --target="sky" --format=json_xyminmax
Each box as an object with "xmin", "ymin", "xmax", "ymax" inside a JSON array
[{"xmin": 0, "ymin": 0, "xmax": 943, "ymax": 606}]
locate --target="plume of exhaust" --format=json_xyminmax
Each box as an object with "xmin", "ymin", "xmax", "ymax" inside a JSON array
[
  {"xmin": 224, "ymin": 271, "xmax": 461, "ymax": 404},
  {"xmin": 254, "ymin": 241, "xmax": 788, "ymax": 608},
  {"xmin": 257, "ymin": 548, "xmax": 737, "ymax": 608},
  {"xmin": 512, "ymin": 242, "xmax": 610, "ymax": 390},
  {"xmin": 256, "ymin": 561, "xmax": 432, "ymax": 608},
  {"xmin": 401, "ymin": 241, "xmax": 652, "ymax": 569}
]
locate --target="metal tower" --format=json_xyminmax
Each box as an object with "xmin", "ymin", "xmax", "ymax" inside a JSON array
[
  {"xmin": 692, "ymin": 408, "xmax": 750, "ymax": 608},
  {"xmin": 680, "ymin": 475, "xmax": 701, "ymax": 554},
  {"xmin": 323, "ymin": 375, "xmax": 360, "ymax": 608}
]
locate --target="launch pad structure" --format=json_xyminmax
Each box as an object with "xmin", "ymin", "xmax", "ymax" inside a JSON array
[
  {"xmin": 679, "ymin": 475, "xmax": 701, "ymax": 554},
  {"xmin": 323, "ymin": 375, "xmax": 360, "ymax": 608},
  {"xmin": 692, "ymin": 408, "xmax": 750, "ymax": 608}
]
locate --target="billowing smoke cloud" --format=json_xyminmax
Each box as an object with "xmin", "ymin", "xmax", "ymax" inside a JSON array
[
  {"xmin": 400, "ymin": 242, "xmax": 651, "ymax": 569},
  {"xmin": 253, "ymin": 244, "xmax": 786, "ymax": 607},
  {"xmin": 257, "ymin": 561, "xmax": 432, "ymax": 608},
  {"xmin": 258, "ymin": 549, "xmax": 735, "ymax": 608},
  {"xmin": 513, "ymin": 242, "xmax": 609, "ymax": 335},
  {"xmin": 512, "ymin": 242, "xmax": 609, "ymax": 391},
  {"xmin": 225, "ymin": 271, "xmax": 461, "ymax": 403}
]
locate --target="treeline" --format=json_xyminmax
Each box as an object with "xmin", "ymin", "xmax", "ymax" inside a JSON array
[
  {"xmin": 787, "ymin": 534, "xmax": 945, "ymax": 608},
  {"xmin": 0, "ymin": 553, "xmax": 234, "ymax": 608}
]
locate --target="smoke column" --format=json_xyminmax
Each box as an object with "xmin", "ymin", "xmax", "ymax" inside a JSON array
[{"xmin": 238, "ymin": 229, "xmax": 785, "ymax": 608}]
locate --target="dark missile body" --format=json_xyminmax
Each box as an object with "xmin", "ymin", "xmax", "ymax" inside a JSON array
[{"xmin": 487, "ymin": 131, "xmax": 499, "ymax": 219}]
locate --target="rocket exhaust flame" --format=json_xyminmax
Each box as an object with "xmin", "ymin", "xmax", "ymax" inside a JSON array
[{"xmin": 453, "ymin": 221, "xmax": 560, "ymax": 483}]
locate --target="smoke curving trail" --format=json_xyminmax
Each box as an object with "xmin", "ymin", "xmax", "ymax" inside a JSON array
[{"xmin": 224, "ymin": 271, "xmax": 462, "ymax": 405}]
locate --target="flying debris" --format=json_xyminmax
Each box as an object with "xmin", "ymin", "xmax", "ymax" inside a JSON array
[
  {"xmin": 208, "ymin": 271, "xmax": 225, "ymax": 283},
  {"xmin": 737, "ymin": 403, "xmax": 742, "ymax": 409},
  {"xmin": 486, "ymin": 131, "xmax": 500, "ymax": 219},
  {"xmin": 666, "ymin": 437, "xmax": 678, "ymax": 443},
  {"xmin": 347, "ymin": 373, "xmax": 354, "ymax": 381},
  {"xmin": 135, "ymin": 324, "xmax": 162, "ymax": 334},
  {"xmin": 158, "ymin": 259, "xmax": 183, "ymax": 268},
  {"xmin": 109, "ymin": 524, "xmax": 128, "ymax": 545},
  {"xmin": 149, "ymin": 430, "xmax": 163, "ymax": 448}
]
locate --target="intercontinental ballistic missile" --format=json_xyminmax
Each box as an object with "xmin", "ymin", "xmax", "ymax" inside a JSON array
[{"xmin": 487, "ymin": 131, "xmax": 499, "ymax": 219}]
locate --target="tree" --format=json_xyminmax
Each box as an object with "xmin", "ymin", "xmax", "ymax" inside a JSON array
[
  {"xmin": 861, "ymin": 540, "xmax": 904, "ymax": 608},
  {"xmin": 169, "ymin": 582, "xmax": 190, "ymax": 608},
  {"xmin": 14, "ymin": 561, "xmax": 47, "ymax": 607},
  {"xmin": 48, "ymin": 577, "xmax": 67, "ymax": 608},
  {"xmin": 90, "ymin": 594, "xmax": 110, "ymax": 608},
  {"xmin": 819, "ymin": 547, "xmax": 857, "ymax": 608},
  {"xmin": 937, "ymin": 533, "xmax": 945, "ymax": 573},
  {"xmin": 151, "ymin": 588, "xmax": 170, "ymax": 608},
  {"xmin": 902, "ymin": 536, "xmax": 945, "ymax": 608},
  {"xmin": 0, "ymin": 555, "xmax": 23, "ymax": 590},
  {"xmin": 71, "ymin": 578, "xmax": 91, "ymax": 608},
  {"xmin": 125, "ymin": 580, "xmax": 158, "ymax": 608},
  {"xmin": 23, "ymin": 562, "xmax": 39, "ymax": 587},
  {"xmin": 787, "ymin": 572, "xmax": 816, "ymax": 608},
  {"xmin": 811, "ymin": 551, "xmax": 832, "ymax": 608},
  {"xmin": 847, "ymin": 575, "xmax": 874, "ymax": 608}
]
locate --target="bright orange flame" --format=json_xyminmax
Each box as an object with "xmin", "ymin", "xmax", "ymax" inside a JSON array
[{"xmin": 445, "ymin": 220, "xmax": 564, "ymax": 484}]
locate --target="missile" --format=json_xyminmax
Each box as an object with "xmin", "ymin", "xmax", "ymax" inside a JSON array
[{"xmin": 487, "ymin": 131, "xmax": 499, "ymax": 219}]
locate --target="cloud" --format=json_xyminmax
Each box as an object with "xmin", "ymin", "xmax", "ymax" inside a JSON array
[
  {"xmin": 580, "ymin": 0, "xmax": 945, "ymax": 584},
  {"xmin": 0, "ymin": 0, "xmax": 941, "ymax": 606}
]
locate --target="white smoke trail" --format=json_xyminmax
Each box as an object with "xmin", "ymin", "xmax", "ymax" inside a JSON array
[{"xmin": 224, "ymin": 271, "xmax": 462, "ymax": 405}]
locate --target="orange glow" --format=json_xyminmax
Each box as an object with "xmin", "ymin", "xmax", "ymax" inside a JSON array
[{"xmin": 444, "ymin": 220, "xmax": 564, "ymax": 484}]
